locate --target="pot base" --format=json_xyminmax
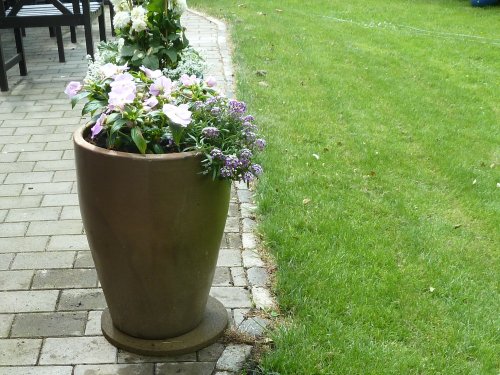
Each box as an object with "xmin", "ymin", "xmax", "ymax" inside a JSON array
[{"xmin": 101, "ymin": 296, "xmax": 228, "ymax": 356}]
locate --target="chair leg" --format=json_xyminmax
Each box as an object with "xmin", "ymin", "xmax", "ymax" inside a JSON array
[
  {"xmin": 55, "ymin": 27, "xmax": 65, "ymax": 63},
  {"xmin": 84, "ymin": 19, "xmax": 94, "ymax": 58},
  {"xmin": 109, "ymin": 4, "xmax": 115, "ymax": 36},
  {"xmin": 14, "ymin": 28, "xmax": 27, "ymax": 76},
  {"xmin": 0, "ymin": 34, "xmax": 9, "ymax": 91},
  {"xmin": 70, "ymin": 26, "xmax": 77, "ymax": 43},
  {"xmin": 98, "ymin": 11, "xmax": 106, "ymax": 42},
  {"xmin": 49, "ymin": 26, "xmax": 55, "ymax": 37},
  {"xmin": 22, "ymin": 28, "xmax": 26, "ymax": 37}
]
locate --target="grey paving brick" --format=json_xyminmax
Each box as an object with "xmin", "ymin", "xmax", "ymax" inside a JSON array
[
  {"xmin": 30, "ymin": 133, "xmax": 71, "ymax": 143},
  {"xmin": 60, "ymin": 205, "xmax": 81, "ymax": 220},
  {"xmin": 224, "ymin": 217, "xmax": 239, "ymax": 233},
  {"xmin": 0, "ymin": 128, "xmax": 15, "ymax": 136},
  {"xmin": 238, "ymin": 316, "xmax": 269, "ymax": 337},
  {"xmin": 4, "ymin": 171, "xmax": 54, "ymax": 184},
  {"xmin": 197, "ymin": 342, "xmax": 225, "ymax": 362},
  {"xmin": 12, "ymin": 251, "xmax": 75, "ymax": 269},
  {"xmin": 233, "ymin": 309, "xmax": 250, "ymax": 328},
  {"xmin": 11, "ymin": 312, "xmax": 87, "ymax": 337},
  {"xmin": 117, "ymin": 350, "xmax": 196, "ymax": 363},
  {"xmin": 85, "ymin": 310, "xmax": 102, "ymax": 335},
  {"xmin": 251, "ymin": 287, "xmax": 275, "ymax": 310},
  {"xmin": 217, "ymin": 249, "xmax": 241, "ymax": 267},
  {"xmin": 216, "ymin": 344, "xmax": 252, "ymax": 372},
  {"xmin": 13, "ymin": 105, "xmax": 51, "ymax": 113},
  {"xmin": 53, "ymin": 170, "xmax": 77, "ymax": 182},
  {"xmin": 0, "ymin": 222, "xmax": 28, "ymax": 237},
  {"xmin": 0, "ymin": 151, "xmax": 19, "ymax": 162},
  {"xmin": 242, "ymin": 250, "xmax": 264, "ymax": 268},
  {"xmin": 22, "ymin": 182, "xmax": 73, "ymax": 195},
  {"xmin": 247, "ymin": 267, "xmax": 269, "ymax": 286},
  {"xmin": 210, "ymin": 287, "xmax": 252, "ymax": 308},
  {"xmin": 74, "ymin": 251, "xmax": 94, "ymax": 267},
  {"xmin": 0, "ymin": 135, "xmax": 30, "ymax": 144},
  {"xmin": 228, "ymin": 202, "xmax": 239, "ymax": 217},
  {"xmin": 34, "ymin": 160, "xmax": 75, "ymax": 172},
  {"xmin": 41, "ymin": 194, "xmax": 79, "ymax": 207},
  {"xmin": 58, "ymin": 288, "xmax": 107, "ymax": 311},
  {"xmin": 0, "ymin": 210, "xmax": 5, "ymax": 222},
  {"xmin": 213, "ymin": 267, "xmax": 231, "ymax": 286},
  {"xmin": 0, "ymin": 196, "xmax": 42, "ymax": 209},
  {"xmin": 0, "ymin": 253, "xmax": 14, "ymax": 270},
  {"xmin": 47, "ymin": 235, "xmax": 89, "ymax": 251},
  {"xmin": 74, "ymin": 364, "xmax": 154, "ymax": 375},
  {"xmin": 6, "ymin": 207, "xmax": 61, "ymax": 222},
  {"xmin": 27, "ymin": 220, "xmax": 83, "ymax": 236},
  {"xmin": 14, "ymin": 126, "xmax": 55, "ymax": 136},
  {"xmin": 240, "ymin": 203, "xmax": 257, "ymax": 218},
  {"xmin": 156, "ymin": 362, "xmax": 215, "ymax": 375},
  {"xmin": 45, "ymin": 140, "xmax": 73, "ymax": 151},
  {"xmin": 39, "ymin": 336, "xmax": 117, "ymax": 365},
  {"xmin": 242, "ymin": 233, "xmax": 257, "ymax": 250},
  {"xmin": 242, "ymin": 217, "xmax": 257, "ymax": 233},
  {"xmin": 62, "ymin": 150, "xmax": 74, "ymax": 159},
  {"xmin": 0, "ymin": 270, "xmax": 33, "ymax": 290},
  {"xmin": 0, "ymin": 366, "xmax": 73, "ymax": 375},
  {"xmin": 0, "ymin": 339, "xmax": 42, "ymax": 365},
  {"xmin": 230, "ymin": 267, "xmax": 247, "ymax": 287},
  {"xmin": 225, "ymin": 233, "xmax": 242, "ymax": 248},
  {"xmin": 0, "ymin": 290, "xmax": 58, "ymax": 312},
  {"xmin": 18, "ymin": 150, "xmax": 63, "ymax": 162},
  {"xmin": 41, "ymin": 116, "xmax": 81, "ymax": 126},
  {"xmin": 0, "ymin": 184, "xmax": 23, "ymax": 197},
  {"xmin": 0, "ymin": 236, "xmax": 48, "ymax": 253},
  {"xmin": 0, "ymin": 112, "xmax": 25, "ymax": 120},
  {"xmin": 237, "ymin": 189, "xmax": 253, "ymax": 204},
  {"xmin": 0, "ymin": 161, "xmax": 34, "ymax": 173},
  {"xmin": 0, "ymin": 314, "xmax": 14, "ymax": 337},
  {"xmin": 26, "ymin": 111, "xmax": 65, "ymax": 119},
  {"xmin": 32, "ymin": 268, "xmax": 97, "ymax": 289}
]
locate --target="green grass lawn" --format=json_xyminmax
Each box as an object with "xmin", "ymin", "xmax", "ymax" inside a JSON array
[{"xmin": 190, "ymin": 0, "xmax": 499, "ymax": 373}]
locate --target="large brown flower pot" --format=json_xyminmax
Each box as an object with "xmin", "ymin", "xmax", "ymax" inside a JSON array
[{"xmin": 73, "ymin": 125, "xmax": 230, "ymax": 355}]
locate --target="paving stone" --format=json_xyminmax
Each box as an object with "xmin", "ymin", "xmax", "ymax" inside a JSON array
[
  {"xmin": 0, "ymin": 270, "xmax": 33, "ymax": 290},
  {"xmin": 0, "ymin": 184, "xmax": 23, "ymax": 197},
  {"xmin": 0, "ymin": 151, "xmax": 19, "ymax": 162},
  {"xmin": 233, "ymin": 309, "xmax": 250, "ymax": 328},
  {"xmin": 230, "ymin": 267, "xmax": 247, "ymax": 287},
  {"xmin": 0, "ymin": 236, "xmax": 48, "ymax": 253},
  {"xmin": 12, "ymin": 251, "xmax": 75, "ymax": 269},
  {"xmin": 31, "ymin": 133, "xmax": 71, "ymax": 143},
  {"xmin": 0, "ymin": 196, "xmax": 42, "ymax": 210},
  {"xmin": 224, "ymin": 217, "xmax": 239, "ymax": 233},
  {"xmin": 0, "ymin": 209, "xmax": 6, "ymax": 221},
  {"xmin": 242, "ymin": 250, "xmax": 264, "ymax": 268},
  {"xmin": 58, "ymin": 288, "xmax": 107, "ymax": 311},
  {"xmin": 4, "ymin": 171, "xmax": 53, "ymax": 184},
  {"xmin": 34, "ymin": 160, "xmax": 76, "ymax": 172},
  {"xmin": 239, "ymin": 316, "xmax": 269, "ymax": 337},
  {"xmin": 60, "ymin": 205, "xmax": 81, "ymax": 219},
  {"xmin": 217, "ymin": 249, "xmax": 241, "ymax": 267},
  {"xmin": 0, "ymin": 222, "xmax": 28, "ymax": 237},
  {"xmin": 197, "ymin": 342, "xmax": 225, "ymax": 361},
  {"xmin": 236, "ymin": 189, "xmax": 253, "ymax": 204},
  {"xmin": 156, "ymin": 362, "xmax": 215, "ymax": 375},
  {"xmin": 0, "ymin": 339, "xmax": 42, "ymax": 365},
  {"xmin": 74, "ymin": 251, "xmax": 95, "ymax": 267},
  {"xmin": 242, "ymin": 217, "xmax": 257, "ymax": 233},
  {"xmin": 41, "ymin": 194, "xmax": 79, "ymax": 206},
  {"xmin": 118, "ymin": 350, "xmax": 196, "ymax": 363},
  {"xmin": 53, "ymin": 170, "xmax": 77, "ymax": 183},
  {"xmin": 0, "ymin": 314, "xmax": 14, "ymax": 337},
  {"xmin": 22, "ymin": 182, "xmax": 73, "ymax": 196},
  {"xmin": 2, "ymin": 143, "xmax": 46, "ymax": 153},
  {"xmin": 18, "ymin": 151, "xmax": 63, "ymax": 162},
  {"xmin": 47, "ymin": 234, "xmax": 89, "ymax": 251},
  {"xmin": 0, "ymin": 366, "xmax": 73, "ymax": 375},
  {"xmin": 32, "ymin": 268, "xmax": 97, "ymax": 289},
  {"xmin": 85, "ymin": 310, "xmax": 102, "ymax": 335},
  {"xmin": 0, "ymin": 290, "xmax": 59, "ymax": 312},
  {"xmin": 213, "ymin": 267, "xmax": 231, "ymax": 286},
  {"xmin": 11, "ymin": 312, "xmax": 87, "ymax": 337},
  {"xmin": 210, "ymin": 287, "xmax": 252, "ymax": 308},
  {"xmin": 225, "ymin": 233, "xmax": 242, "ymax": 248},
  {"xmin": 242, "ymin": 233, "xmax": 257, "ymax": 250},
  {"xmin": 247, "ymin": 267, "xmax": 269, "ymax": 286},
  {"xmin": 27, "ymin": 220, "xmax": 83, "ymax": 236},
  {"xmin": 228, "ymin": 202, "xmax": 239, "ymax": 217},
  {"xmin": 45, "ymin": 140, "xmax": 73, "ymax": 151},
  {"xmin": 5, "ymin": 207, "xmax": 61, "ymax": 222},
  {"xmin": 74, "ymin": 364, "xmax": 154, "ymax": 375},
  {"xmin": 216, "ymin": 344, "xmax": 252, "ymax": 372},
  {"xmin": 14, "ymin": 126, "xmax": 55, "ymax": 136},
  {"xmin": 252, "ymin": 287, "xmax": 275, "ymax": 310},
  {"xmin": 39, "ymin": 336, "xmax": 117, "ymax": 365},
  {"xmin": 0, "ymin": 161, "xmax": 34, "ymax": 174},
  {"xmin": 0, "ymin": 253, "xmax": 14, "ymax": 270}
]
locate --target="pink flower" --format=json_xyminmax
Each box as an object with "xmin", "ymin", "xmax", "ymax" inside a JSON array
[
  {"xmin": 180, "ymin": 74, "xmax": 199, "ymax": 87},
  {"xmin": 108, "ymin": 73, "xmax": 136, "ymax": 111},
  {"xmin": 143, "ymin": 96, "xmax": 159, "ymax": 111},
  {"xmin": 140, "ymin": 66, "xmax": 163, "ymax": 79},
  {"xmin": 100, "ymin": 63, "xmax": 128, "ymax": 78},
  {"xmin": 163, "ymin": 103, "xmax": 192, "ymax": 127},
  {"xmin": 64, "ymin": 81, "xmax": 82, "ymax": 98},
  {"xmin": 150, "ymin": 76, "xmax": 172, "ymax": 96},
  {"xmin": 91, "ymin": 113, "xmax": 106, "ymax": 139},
  {"xmin": 205, "ymin": 76, "xmax": 217, "ymax": 87}
]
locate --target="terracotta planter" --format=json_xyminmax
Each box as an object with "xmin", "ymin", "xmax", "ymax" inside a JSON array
[{"xmin": 73, "ymin": 125, "xmax": 230, "ymax": 355}]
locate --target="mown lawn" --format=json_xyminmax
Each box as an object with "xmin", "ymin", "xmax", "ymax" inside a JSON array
[{"xmin": 190, "ymin": 0, "xmax": 500, "ymax": 373}]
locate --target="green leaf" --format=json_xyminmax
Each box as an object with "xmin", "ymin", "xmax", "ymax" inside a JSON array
[
  {"xmin": 153, "ymin": 144, "xmax": 164, "ymax": 154},
  {"xmin": 165, "ymin": 49, "xmax": 178, "ymax": 63},
  {"xmin": 110, "ymin": 118, "xmax": 127, "ymax": 134},
  {"xmin": 82, "ymin": 100, "xmax": 106, "ymax": 116},
  {"xmin": 131, "ymin": 127, "xmax": 147, "ymax": 154},
  {"xmin": 71, "ymin": 91, "xmax": 89, "ymax": 108},
  {"xmin": 120, "ymin": 45, "xmax": 136, "ymax": 57},
  {"xmin": 142, "ymin": 55, "xmax": 159, "ymax": 70},
  {"xmin": 147, "ymin": 0, "xmax": 163, "ymax": 13}
]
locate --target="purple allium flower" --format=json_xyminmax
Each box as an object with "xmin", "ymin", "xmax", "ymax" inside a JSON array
[
  {"xmin": 180, "ymin": 74, "xmax": 199, "ymax": 86},
  {"xmin": 255, "ymin": 138, "xmax": 266, "ymax": 150},
  {"xmin": 150, "ymin": 76, "xmax": 172, "ymax": 96},
  {"xmin": 242, "ymin": 115, "xmax": 254, "ymax": 122},
  {"xmin": 224, "ymin": 155, "xmax": 240, "ymax": 169},
  {"xmin": 210, "ymin": 107, "xmax": 221, "ymax": 116},
  {"xmin": 229, "ymin": 99, "xmax": 247, "ymax": 114},
  {"xmin": 163, "ymin": 103, "xmax": 192, "ymax": 127},
  {"xmin": 210, "ymin": 148, "xmax": 223, "ymax": 159},
  {"xmin": 202, "ymin": 126, "xmax": 220, "ymax": 138},
  {"xmin": 244, "ymin": 131, "xmax": 256, "ymax": 142},
  {"xmin": 239, "ymin": 148, "xmax": 253, "ymax": 160},
  {"xmin": 251, "ymin": 164, "xmax": 263, "ymax": 176},
  {"xmin": 64, "ymin": 81, "xmax": 82, "ymax": 98},
  {"xmin": 91, "ymin": 113, "xmax": 106, "ymax": 139},
  {"xmin": 205, "ymin": 76, "xmax": 217, "ymax": 87},
  {"xmin": 243, "ymin": 171, "xmax": 255, "ymax": 183},
  {"xmin": 220, "ymin": 167, "xmax": 233, "ymax": 178},
  {"xmin": 140, "ymin": 66, "xmax": 162, "ymax": 79}
]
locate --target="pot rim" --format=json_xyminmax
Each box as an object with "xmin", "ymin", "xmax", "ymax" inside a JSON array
[{"xmin": 73, "ymin": 124, "xmax": 200, "ymax": 161}]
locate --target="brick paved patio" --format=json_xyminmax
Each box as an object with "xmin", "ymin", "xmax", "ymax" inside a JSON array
[{"xmin": 0, "ymin": 9, "xmax": 273, "ymax": 375}]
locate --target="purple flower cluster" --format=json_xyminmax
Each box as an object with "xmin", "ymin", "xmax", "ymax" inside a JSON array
[
  {"xmin": 229, "ymin": 100, "xmax": 247, "ymax": 114},
  {"xmin": 202, "ymin": 126, "xmax": 219, "ymax": 138}
]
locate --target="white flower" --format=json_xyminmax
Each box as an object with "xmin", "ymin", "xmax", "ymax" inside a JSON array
[
  {"xmin": 163, "ymin": 103, "xmax": 192, "ymax": 127},
  {"xmin": 117, "ymin": 38, "xmax": 125, "ymax": 53},
  {"xmin": 173, "ymin": 0, "xmax": 188, "ymax": 14},
  {"xmin": 130, "ymin": 6, "xmax": 147, "ymax": 32},
  {"xmin": 114, "ymin": 11, "xmax": 131, "ymax": 29},
  {"xmin": 111, "ymin": 0, "xmax": 130, "ymax": 11}
]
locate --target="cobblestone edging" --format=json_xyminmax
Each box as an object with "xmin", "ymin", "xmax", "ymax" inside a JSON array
[{"xmin": 0, "ymin": 8, "xmax": 276, "ymax": 375}]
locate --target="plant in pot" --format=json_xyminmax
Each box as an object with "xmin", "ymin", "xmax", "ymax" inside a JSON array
[{"xmin": 65, "ymin": 0, "xmax": 265, "ymax": 356}]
